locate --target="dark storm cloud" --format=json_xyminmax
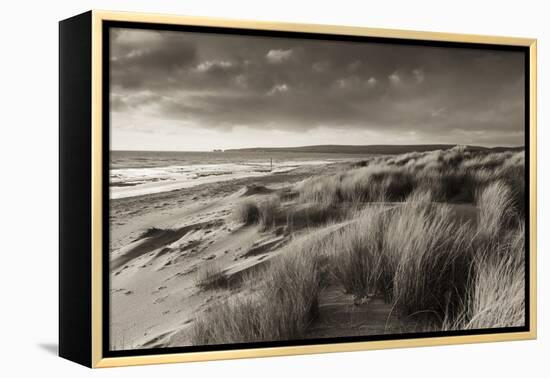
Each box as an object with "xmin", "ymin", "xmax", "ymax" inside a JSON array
[
  {"xmin": 110, "ymin": 28, "xmax": 525, "ymax": 145},
  {"xmin": 111, "ymin": 30, "xmax": 198, "ymax": 89}
]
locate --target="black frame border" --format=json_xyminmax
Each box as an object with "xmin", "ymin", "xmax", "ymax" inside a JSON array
[{"xmin": 101, "ymin": 20, "xmax": 531, "ymax": 359}]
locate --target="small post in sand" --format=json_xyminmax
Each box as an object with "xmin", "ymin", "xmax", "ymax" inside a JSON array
[{"xmin": 270, "ymin": 158, "xmax": 273, "ymax": 171}]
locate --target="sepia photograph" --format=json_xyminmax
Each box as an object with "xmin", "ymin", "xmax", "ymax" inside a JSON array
[{"xmin": 107, "ymin": 26, "xmax": 527, "ymax": 351}]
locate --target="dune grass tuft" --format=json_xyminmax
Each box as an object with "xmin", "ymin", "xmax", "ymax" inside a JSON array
[
  {"xmin": 444, "ymin": 226, "xmax": 525, "ymax": 330},
  {"xmin": 233, "ymin": 200, "xmax": 260, "ymax": 225},
  {"xmin": 328, "ymin": 207, "xmax": 389, "ymax": 299},
  {"xmin": 258, "ymin": 196, "xmax": 281, "ymax": 231},
  {"xmin": 477, "ymin": 181, "xmax": 515, "ymax": 239},
  {"xmin": 191, "ymin": 238, "xmax": 324, "ymax": 344},
  {"xmin": 389, "ymin": 201, "xmax": 475, "ymax": 319},
  {"xmin": 195, "ymin": 262, "xmax": 229, "ymax": 290}
]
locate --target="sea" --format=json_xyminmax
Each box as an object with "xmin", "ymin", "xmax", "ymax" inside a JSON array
[{"xmin": 110, "ymin": 150, "xmax": 361, "ymax": 199}]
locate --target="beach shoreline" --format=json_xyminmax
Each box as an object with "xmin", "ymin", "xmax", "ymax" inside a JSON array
[
  {"xmin": 110, "ymin": 162, "xmax": 346, "ymax": 249},
  {"xmin": 108, "ymin": 162, "xmax": 349, "ymax": 349}
]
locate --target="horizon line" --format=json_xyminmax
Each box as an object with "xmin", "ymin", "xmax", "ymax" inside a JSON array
[{"xmin": 111, "ymin": 143, "xmax": 525, "ymax": 153}]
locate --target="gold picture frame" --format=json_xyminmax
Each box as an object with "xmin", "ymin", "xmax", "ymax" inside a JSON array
[{"xmin": 59, "ymin": 10, "xmax": 537, "ymax": 368}]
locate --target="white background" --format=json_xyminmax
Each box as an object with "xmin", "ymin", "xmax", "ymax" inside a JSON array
[{"xmin": 0, "ymin": 0, "xmax": 547, "ymax": 376}]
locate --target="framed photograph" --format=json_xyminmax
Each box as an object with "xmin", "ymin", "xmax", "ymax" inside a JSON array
[{"xmin": 59, "ymin": 10, "xmax": 537, "ymax": 368}]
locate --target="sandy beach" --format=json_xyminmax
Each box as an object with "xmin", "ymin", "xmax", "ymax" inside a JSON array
[{"xmin": 109, "ymin": 161, "xmax": 349, "ymax": 349}]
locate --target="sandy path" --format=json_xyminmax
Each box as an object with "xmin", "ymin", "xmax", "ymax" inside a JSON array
[{"xmin": 305, "ymin": 285, "xmax": 404, "ymax": 339}]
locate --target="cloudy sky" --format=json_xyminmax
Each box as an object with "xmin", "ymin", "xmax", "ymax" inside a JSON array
[{"xmin": 109, "ymin": 27, "xmax": 525, "ymax": 151}]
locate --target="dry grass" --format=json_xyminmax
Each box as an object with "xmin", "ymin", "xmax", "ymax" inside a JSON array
[
  {"xmin": 477, "ymin": 181, "xmax": 515, "ymax": 239},
  {"xmin": 327, "ymin": 190, "xmax": 478, "ymax": 319},
  {"xmin": 191, "ymin": 238, "xmax": 324, "ymax": 344},
  {"xmin": 445, "ymin": 226, "xmax": 525, "ymax": 330},
  {"xmin": 389, "ymin": 201, "xmax": 475, "ymax": 319},
  {"xmin": 195, "ymin": 262, "xmax": 229, "ymax": 290},
  {"xmin": 328, "ymin": 207, "xmax": 390, "ymax": 299},
  {"xmin": 234, "ymin": 196, "xmax": 346, "ymax": 232},
  {"xmin": 297, "ymin": 167, "xmax": 416, "ymax": 205},
  {"xmin": 298, "ymin": 148, "xmax": 525, "ymax": 207},
  {"xmin": 285, "ymin": 203, "xmax": 346, "ymax": 232},
  {"xmin": 193, "ymin": 147, "xmax": 526, "ymax": 342},
  {"xmin": 258, "ymin": 196, "xmax": 280, "ymax": 230},
  {"xmin": 233, "ymin": 200, "xmax": 260, "ymax": 225}
]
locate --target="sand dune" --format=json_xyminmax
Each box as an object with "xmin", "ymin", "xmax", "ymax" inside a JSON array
[
  {"xmin": 110, "ymin": 148, "xmax": 522, "ymax": 350},
  {"xmin": 110, "ymin": 187, "xmax": 477, "ymax": 349}
]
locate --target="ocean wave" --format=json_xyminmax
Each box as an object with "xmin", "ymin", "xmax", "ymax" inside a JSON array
[{"xmin": 109, "ymin": 160, "xmax": 336, "ymax": 199}]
